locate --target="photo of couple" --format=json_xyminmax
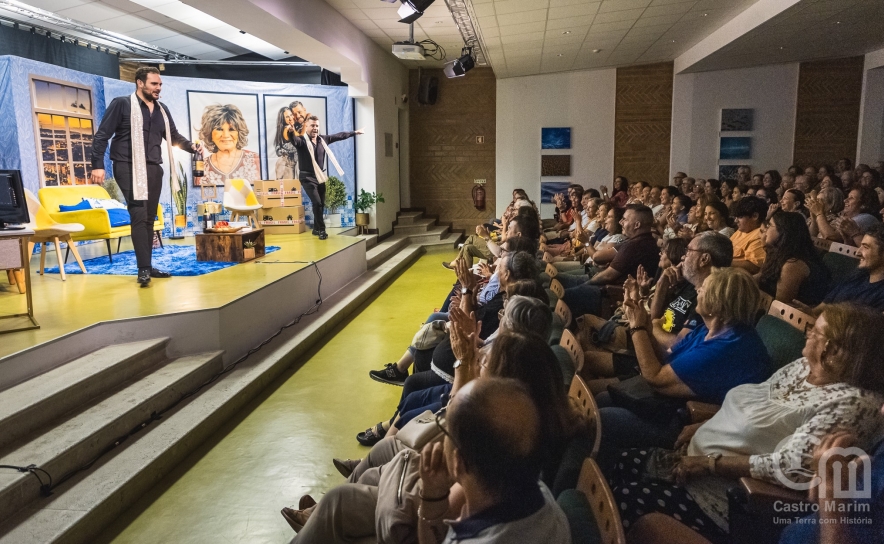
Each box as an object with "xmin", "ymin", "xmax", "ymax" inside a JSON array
[{"xmin": 264, "ymin": 95, "xmax": 327, "ymax": 181}]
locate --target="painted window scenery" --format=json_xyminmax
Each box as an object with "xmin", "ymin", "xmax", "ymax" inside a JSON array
[
  {"xmin": 32, "ymin": 79, "xmax": 94, "ymax": 186},
  {"xmin": 541, "ymin": 127, "xmax": 571, "ymax": 149}
]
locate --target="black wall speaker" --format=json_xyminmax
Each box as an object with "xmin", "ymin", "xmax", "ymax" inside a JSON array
[{"xmin": 418, "ymin": 76, "xmax": 438, "ymax": 105}]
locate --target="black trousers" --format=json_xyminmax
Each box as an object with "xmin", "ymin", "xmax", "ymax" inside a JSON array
[
  {"xmin": 113, "ymin": 162, "xmax": 162, "ymax": 270},
  {"xmin": 300, "ymin": 176, "xmax": 326, "ymax": 232}
]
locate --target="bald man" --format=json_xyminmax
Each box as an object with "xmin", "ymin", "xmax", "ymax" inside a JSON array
[{"xmin": 417, "ymin": 378, "xmax": 571, "ymax": 543}]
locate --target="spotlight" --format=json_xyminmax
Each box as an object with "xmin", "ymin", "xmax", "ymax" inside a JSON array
[
  {"xmin": 397, "ymin": 0, "xmax": 435, "ymax": 23},
  {"xmin": 443, "ymin": 47, "xmax": 475, "ymax": 78}
]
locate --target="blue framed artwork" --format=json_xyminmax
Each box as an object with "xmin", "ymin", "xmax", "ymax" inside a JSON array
[
  {"xmin": 719, "ymin": 137, "xmax": 752, "ymax": 160},
  {"xmin": 720, "ymin": 109, "xmax": 754, "ymax": 131},
  {"xmin": 542, "ymin": 127, "xmax": 571, "ymax": 149},
  {"xmin": 540, "ymin": 181, "xmax": 571, "ymax": 204}
]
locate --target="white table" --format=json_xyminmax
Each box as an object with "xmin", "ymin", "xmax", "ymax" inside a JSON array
[{"xmin": 0, "ymin": 228, "xmax": 39, "ymax": 334}]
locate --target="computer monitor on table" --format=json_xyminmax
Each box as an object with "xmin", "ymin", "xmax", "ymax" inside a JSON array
[{"xmin": 0, "ymin": 170, "xmax": 29, "ymax": 230}]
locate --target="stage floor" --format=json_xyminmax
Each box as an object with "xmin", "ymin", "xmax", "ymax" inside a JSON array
[{"xmin": 0, "ymin": 228, "xmax": 360, "ymax": 360}]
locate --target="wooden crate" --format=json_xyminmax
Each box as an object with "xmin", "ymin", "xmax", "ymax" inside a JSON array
[{"xmin": 195, "ymin": 229, "xmax": 265, "ymax": 262}]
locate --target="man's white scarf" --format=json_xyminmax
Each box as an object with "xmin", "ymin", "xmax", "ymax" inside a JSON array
[
  {"xmin": 304, "ymin": 134, "xmax": 344, "ymax": 184},
  {"xmin": 130, "ymin": 93, "xmax": 179, "ymax": 200}
]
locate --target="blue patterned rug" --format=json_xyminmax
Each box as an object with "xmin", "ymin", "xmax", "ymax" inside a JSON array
[{"xmin": 44, "ymin": 244, "xmax": 280, "ymax": 277}]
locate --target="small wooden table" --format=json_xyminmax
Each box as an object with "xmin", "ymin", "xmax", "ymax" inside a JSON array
[
  {"xmin": 195, "ymin": 228, "xmax": 265, "ymax": 262},
  {"xmin": 0, "ymin": 228, "xmax": 39, "ymax": 334}
]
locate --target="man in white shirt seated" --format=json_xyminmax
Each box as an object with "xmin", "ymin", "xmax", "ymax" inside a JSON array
[{"xmin": 417, "ymin": 378, "xmax": 572, "ymax": 544}]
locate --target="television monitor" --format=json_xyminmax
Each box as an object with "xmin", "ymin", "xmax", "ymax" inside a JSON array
[{"xmin": 0, "ymin": 170, "xmax": 29, "ymax": 230}]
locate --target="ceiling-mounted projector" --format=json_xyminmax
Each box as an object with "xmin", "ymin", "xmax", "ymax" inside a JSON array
[{"xmin": 392, "ymin": 42, "xmax": 426, "ymax": 60}]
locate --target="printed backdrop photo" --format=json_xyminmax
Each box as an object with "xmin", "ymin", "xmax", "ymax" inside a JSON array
[
  {"xmin": 262, "ymin": 95, "xmax": 327, "ymax": 180},
  {"xmin": 186, "ymin": 91, "xmax": 262, "ymax": 186}
]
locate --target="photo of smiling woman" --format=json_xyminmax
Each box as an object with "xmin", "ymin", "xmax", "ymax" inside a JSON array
[{"xmin": 198, "ymin": 103, "xmax": 261, "ymax": 185}]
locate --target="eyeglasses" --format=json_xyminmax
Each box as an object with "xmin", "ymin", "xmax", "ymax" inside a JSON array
[
  {"xmin": 805, "ymin": 327, "xmax": 826, "ymax": 340},
  {"xmin": 435, "ymin": 405, "xmax": 458, "ymax": 449}
]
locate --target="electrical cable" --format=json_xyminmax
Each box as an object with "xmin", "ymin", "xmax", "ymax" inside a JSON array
[
  {"xmin": 0, "ymin": 260, "xmax": 323, "ymax": 495},
  {"xmin": 418, "ymin": 39, "xmax": 446, "ymax": 61}
]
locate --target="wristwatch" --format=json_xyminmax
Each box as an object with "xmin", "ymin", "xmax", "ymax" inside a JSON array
[
  {"xmin": 461, "ymin": 287, "xmax": 473, "ymax": 296},
  {"xmin": 707, "ymin": 452, "xmax": 722, "ymax": 474},
  {"xmin": 453, "ymin": 359, "xmax": 462, "ymax": 369}
]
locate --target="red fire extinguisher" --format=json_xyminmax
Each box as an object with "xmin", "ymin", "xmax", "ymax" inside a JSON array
[{"xmin": 472, "ymin": 184, "xmax": 486, "ymax": 211}]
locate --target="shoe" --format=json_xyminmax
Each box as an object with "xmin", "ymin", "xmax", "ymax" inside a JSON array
[
  {"xmin": 333, "ymin": 458, "xmax": 361, "ymax": 478},
  {"xmin": 369, "ymin": 363, "xmax": 409, "ymax": 386},
  {"xmin": 137, "ymin": 268, "xmax": 151, "ymax": 287},
  {"xmin": 280, "ymin": 502, "xmax": 316, "ymax": 533},
  {"xmin": 299, "ymin": 495, "xmax": 316, "ymax": 510},
  {"xmin": 312, "ymin": 229, "xmax": 320, "ymax": 236},
  {"xmin": 356, "ymin": 422, "xmax": 387, "ymax": 447},
  {"xmin": 149, "ymin": 268, "xmax": 171, "ymax": 278},
  {"xmin": 318, "ymin": 231, "xmax": 328, "ymax": 240},
  {"xmin": 442, "ymin": 261, "xmax": 454, "ymax": 270}
]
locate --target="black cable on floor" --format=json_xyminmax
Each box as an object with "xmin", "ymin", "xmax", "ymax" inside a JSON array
[{"xmin": 1, "ymin": 260, "xmax": 324, "ymax": 494}]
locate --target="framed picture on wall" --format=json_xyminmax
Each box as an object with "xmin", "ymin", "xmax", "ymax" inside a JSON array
[
  {"xmin": 720, "ymin": 109, "xmax": 754, "ymax": 132},
  {"xmin": 541, "ymin": 155, "xmax": 571, "ymax": 176},
  {"xmin": 186, "ymin": 91, "xmax": 261, "ymax": 186},
  {"xmin": 262, "ymin": 95, "xmax": 328, "ymax": 180},
  {"xmin": 540, "ymin": 181, "xmax": 571, "ymax": 204},
  {"xmin": 719, "ymin": 137, "xmax": 752, "ymax": 160},
  {"xmin": 718, "ymin": 165, "xmax": 742, "ymax": 181},
  {"xmin": 541, "ymin": 127, "xmax": 571, "ymax": 149}
]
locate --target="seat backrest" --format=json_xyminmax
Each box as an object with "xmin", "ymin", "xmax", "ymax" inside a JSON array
[
  {"xmin": 24, "ymin": 189, "xmax": 54, "ymax": 230},
  {"xmin": 756, "ymin": 314, "xmax": 806, "ymax": 373},
  {"xmin": 560, "ymin": 328, "xmax": 583, "ymax": 373},
  {"xmin": 555, "ymin": 298, "xmax": 573, "ymax": 328},
  {"xmin": 223, "ymin": 178, "xmax": 259, "ymax": 207},
  {"xmin": 822, "ymin": 251, "xmax": 859, "ymax": 280},
  {"xmin": 543, "ymin": 251, "xmax": 555, "ymax": 263},
  {"xmin": 768, "ymin": 300, "xmax": 816, "ymax": 334},
  {"xmin": 568, "ymin": 375, "xmax": 601, "ymax": 458},
  {"xmin": 545, "ymin": 261, "xmax": 558, "ymax": 276},
  {"xmin": 829, "ymin": 241, "xmax": 861, "ymax": 259},
  {"xmin": 550, "ymin": 277, "xmax": 565, "ymax": 299},
  {"xmin": 575, "ymin": 458, "xmax": 626, "ymax": 544},
  {"xmin": 39, "ymin": 185, "xmax": 111, "ymax": 212},
  {"xmin": 812, "ymin": 237, "xmax": 833, "ymax": 253}
]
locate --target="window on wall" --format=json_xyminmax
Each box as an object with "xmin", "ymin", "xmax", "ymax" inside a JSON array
[{"xmin": 31, "ymin": 79, "xmax": 95, "ymax": 186}]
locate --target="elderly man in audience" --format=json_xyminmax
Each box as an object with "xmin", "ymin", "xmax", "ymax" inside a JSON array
[
  {"xmin": 729, "ymin": 196, "xmax": 768, "ymax": 274},
  {"xmin": 416, "ymin": 378, "xmax": 572, "ymax": 544},
  {"xmin": 610, "ymin": 303, "xmax": 884, "ymax": 544},
  {"xmin": 557, "ymin": 205, "xmax": 660, "ymax": 317},
  {"xmin": 794, "ymin": 174, "xmax": 813, "ymax": 193}
]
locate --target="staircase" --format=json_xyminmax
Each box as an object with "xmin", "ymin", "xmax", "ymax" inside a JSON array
[
  {"xmin": 366, "ymin": 210, "xmax": 463, "ymax": 268},
  {"xmin": 0, "ymin": 339, "xmax": 224, "ymax": 543}
]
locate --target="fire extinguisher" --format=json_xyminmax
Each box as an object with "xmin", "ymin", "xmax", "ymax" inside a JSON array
[{"xmin": 472, "ymin": 184, "xmax": 486, "ymax": 211}]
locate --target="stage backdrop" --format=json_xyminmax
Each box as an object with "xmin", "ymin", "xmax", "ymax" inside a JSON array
[{"xmin": 0, "ymin": 55, "xmax": 355, "ymax": 235}]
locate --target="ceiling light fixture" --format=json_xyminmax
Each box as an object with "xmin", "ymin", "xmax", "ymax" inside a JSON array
[
  {"xmin": 703, "ymin": 13, "xmax": 707, "ymax": 16},
  {"xmin": 562, "ymin": 30, "xmax": 571, "ymax": 34},
  {"xmin": 443, "ymin": 45, "xmax": 475, "ymax": 78},
  {"xmin": 556, "ymin": 53, "xmax": 562, "ymax": 57},
  {"xmin": 398, "ymin": 0, "xmax": 435, "ymax": 23},
  {"xmin": 592, "ymin": 48, "xmax": 601, "ymax": 53}
]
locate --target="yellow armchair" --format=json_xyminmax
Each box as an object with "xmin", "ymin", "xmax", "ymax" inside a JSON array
[{"xmin": 38, "ymin": 186, "xmax": 165, "ymax": 261}]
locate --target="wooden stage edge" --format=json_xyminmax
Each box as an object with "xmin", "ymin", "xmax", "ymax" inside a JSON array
[{"xmin": 0, "ymin": 230, "xmax": 367, "ymax": 391}]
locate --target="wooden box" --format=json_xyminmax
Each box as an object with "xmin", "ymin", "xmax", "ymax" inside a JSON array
[
  {"xmin": 255, "ymin": 179, "xmax": 302, "ymax": 207},
  {"xmin": 262, "ymin": 223, "xmax": 307, "ymax": 235},
  {"xmin": 195, "ymin": 228, "xmax": 265, "ymax": 262}
]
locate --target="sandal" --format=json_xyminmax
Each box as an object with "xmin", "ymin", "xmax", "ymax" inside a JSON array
[{"xmin": 356, "ymin": 422, "xmax": 387, "ymax": 447}]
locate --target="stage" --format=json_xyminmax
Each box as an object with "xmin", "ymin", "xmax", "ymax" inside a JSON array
[{"xmin": 0, "ymin": 228, "xmax": 366, "ymax": 390}]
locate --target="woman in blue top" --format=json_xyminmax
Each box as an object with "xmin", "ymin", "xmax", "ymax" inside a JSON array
[{"xmin": 596, "ymin": 267, "xmax": 771, "ymax": 469}]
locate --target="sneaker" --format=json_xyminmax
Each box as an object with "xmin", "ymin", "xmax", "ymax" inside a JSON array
[
  {"xmin": 312, "ymin": 229, "xmax": 320, "ymax": 236},
  {"xmin": 369, "ymin": 363, "xmax": 408, "ymax": 386},
  {"xmin": 150, "ymin": 268, "xmax": 171, "ymax": 278},
  {"xmin": 318, "ymin": 231, "xmax": 328, "ymax": 240},
  {"xmin": 356, "ymin": 422, "xmax": 387, "ymax": 447},
  {"xmin": 441, "ymin": 261, "xmax": 454, "ymax": 270},
  {"xmin": 137, "ymin": 268, "xmax": 151, "ymax": 287}
]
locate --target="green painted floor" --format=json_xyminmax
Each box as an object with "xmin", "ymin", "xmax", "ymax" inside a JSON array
[{"xmin": 98, "ymin": 248, "xmax": 457, "ymax": 544}]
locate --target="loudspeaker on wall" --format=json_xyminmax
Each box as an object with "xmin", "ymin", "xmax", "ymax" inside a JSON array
[{"xmin": 418, "ymin": 76, "xmax": 438, "ymax": 105}]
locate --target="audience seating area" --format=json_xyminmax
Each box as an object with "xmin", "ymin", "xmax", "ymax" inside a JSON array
[{"xmin": 281, "ymin": 166, "xmax": 884, "ymax": 544}]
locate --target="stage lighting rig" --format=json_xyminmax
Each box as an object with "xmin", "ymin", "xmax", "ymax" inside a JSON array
[
  {"xmin": 443, "ymin": 46, "xmax": 474, "ymax": 78},
  {"xmin": 397, "ymin": 0, "xmax": 435, "ymax": 23}
]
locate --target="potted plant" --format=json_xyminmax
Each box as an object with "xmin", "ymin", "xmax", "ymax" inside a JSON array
[
  {"xmin": 324, "ymin": 176, "xmax": 347, "ymax": 227},
  {"xmin": 355, "ymin": 189, "xmax": 385, "ymax": 233},
  {"xmin": 243, "ymin": 240, "xmax": 256, "ymax": 261},
  {"xmin": 172, "ymin": 162, "xmax": 189, "ymax": 237}
]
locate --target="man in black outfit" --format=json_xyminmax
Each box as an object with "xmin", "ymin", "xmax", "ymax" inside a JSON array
[
  {"xmin": 290, "ymin": 114, "xmax": 362, "ymax": 240},
  {"xmin": 90, "ymin": 66, "xmax": 200, "ymax": 287}
]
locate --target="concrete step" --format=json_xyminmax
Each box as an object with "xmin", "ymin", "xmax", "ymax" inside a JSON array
[
  {"xmin": 407, "ymin": 225, "xmax": 451, "ymax": 245},
  {"xmin": 393, "ymin": 218, "xmax": 436, "ymax": 235},
  {"xmin": 0, "ymin": 351, "xmax": 223, "ymax": 523},
  {"xmin": 0, "ymin": 339, "xmax": 169, "ymax": 451},
  {"xmin": 395, "ymin": 211, "xmax": 424, "ymax": 226},
  {"xmin": 367, "ymin": 236, "xmax": 410, "ymax": 269},
  {"xmin": 421, "ymin": 231, "xmax": 464, "ymax": 248},
  {"xmin": 0, "ymin": 247, "xmax": 428, "ymax": 544}
]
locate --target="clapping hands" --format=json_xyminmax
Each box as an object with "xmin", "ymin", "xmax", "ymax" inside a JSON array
[{"xmin": 449, "ymin": 306, "xmax": 481, "ymax": 367}]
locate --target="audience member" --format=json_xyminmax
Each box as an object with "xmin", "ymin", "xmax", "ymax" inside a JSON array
[
  {"xmin": 818, "ymin": 224, "xmax": 884, "ymax": 312},
  {"xmin": 757, "ymin": 211, "xmax": 830, "ymax": 305},
  {"xmin": 810, "ymin": 187, "xmax": 880, "ymax": 246},
  {"xmin": 729, "ymin": 196, "xmax": 767, "ymax": 274},
  {"xmin": 703, "ymin": 201, "xmax": 735, "ymax": 237}
]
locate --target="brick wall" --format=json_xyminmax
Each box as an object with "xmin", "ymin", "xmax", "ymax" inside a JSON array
[
  {"xmin": 409, "ymin": 67, "xmax": 496, "ymax": 232},
  {"xmin": 614, "ymin": 62, "xmax": 673, "ymax": 186},
  {"xmin": 793, "ymin": 56, "xmax": 864, "ymax": 168}
]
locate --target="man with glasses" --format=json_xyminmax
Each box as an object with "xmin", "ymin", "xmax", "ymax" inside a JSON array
[{"xmin": 417, "ymin": 378, "xmax": 570, "ymax": 543}]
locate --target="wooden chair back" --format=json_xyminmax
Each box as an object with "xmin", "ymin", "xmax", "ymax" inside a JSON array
[
  {"xmin": 757, "ymin": 291, "xmax": 774, "ymax": 315},
  {"xmin": 555, "ymin": 298, "xmax": 572, "ymax": 328},
  {"xmin": 568, "ymin": 375, "xmax": 601, "ymax": 458},
  {"xmin": 539, "ymin": 242, "xmax": 548, "ymax": 252},
  {"xmin": 560, "ymin": 328, "xmax": 583, "ymax": 373},
  {"xmin": 575, "ymin": 458, "xmax": 626, "ymax": 544},
  {"xmin": 543, "ymin": 251, "xmax": 555, "ymax": 263},
  {"xmin": 549, "ymin": 277, "xmax": 565, "ymax": 299},
  {"xmin": 768, "ymin": 300, "xmax": 816, "ymax": 333},
  {"xmin": 812, "ymin": 237, "xmax": 832, "ymax": 253},
  {"xmin": 828, "ymin": 241, "xmax": 861, "ymax": 259}
]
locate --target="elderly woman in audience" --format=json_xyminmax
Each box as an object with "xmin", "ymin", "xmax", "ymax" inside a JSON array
[
  {"xmin": 703, "ymin": 200, "xmax": 735, "ymax": 237},
  {"xmin": 729, "ymin": 196, "xmax": 768, "ymax": 274},
  {"xmin": 611, "ymin": 303, "xmax": 884, "ymax": 544},
  {"xmin": 809, "ymin": 186, "xmax": 880, "ymax": 246},
  {"xmin": 594, "ymin": 268, "xmax": 771, "ymax": 463},
  {"xmin": 756, "ymin": 211, "xmax": 830, "ymax": 305},
  {"xmin": 817, "ymin": 173, "xmax": 842, "ymax": 193},
  {"xmin": 806, "ymin": 186, "xmax": 843, "ymax": 233},
  {"xmin": 553, "ymin": 206, "xmax": 626, "ymax": 274}
]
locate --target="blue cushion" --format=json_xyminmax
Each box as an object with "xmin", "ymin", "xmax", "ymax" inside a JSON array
[
  {"xmin": 58, "ymin": 199, "xmax": 92, "ymax": 212},
  {"xmin": 107, "ymin": 209, "xmax": 131, "ymax": 227}
]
